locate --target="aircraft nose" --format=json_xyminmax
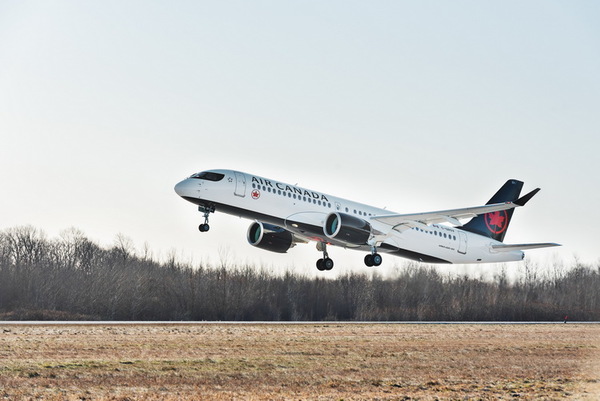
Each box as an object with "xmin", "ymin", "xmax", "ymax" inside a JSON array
[{"xmin": 174, "ymin": 179, "xmax": 190, "ymax": 197}]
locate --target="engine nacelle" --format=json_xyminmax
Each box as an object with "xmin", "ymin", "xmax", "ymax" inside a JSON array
[
  {"xmin": 247, "ymin": 222, "xmax": 294, "ymax": 253},
  {"xmin": 324, "ymin": 212, "xmax": 371, "ymax": 245}
]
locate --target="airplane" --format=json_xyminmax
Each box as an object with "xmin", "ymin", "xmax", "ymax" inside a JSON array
[{"xmin": 174, "ymin": 170, "xmax": 560, "ymax": 271}]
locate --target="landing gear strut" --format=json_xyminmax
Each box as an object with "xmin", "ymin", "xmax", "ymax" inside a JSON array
[
  {"xmin": 198, "ymin": 205, "xmax": 214, "ymax": 232},
  {"xmin": 364, "ymin": 246, "xmax": 382, "ymax": 267},
  {"xmin": 316, "ymin": 242, "xmax": 334, "ymax": 271}
]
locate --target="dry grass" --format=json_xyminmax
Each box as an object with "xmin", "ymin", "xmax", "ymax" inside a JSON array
[{"xmin": 0, "ymin": 323, "xmax": 599, "ymax": 400}]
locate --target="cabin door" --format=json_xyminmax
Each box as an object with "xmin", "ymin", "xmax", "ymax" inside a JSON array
[
  {"xmin": 457, "ymin": 231, "xmax": 467, "ymax": 254},
  {"xmin": 234, "ymin": 172, "xmax": 246, "ymax": 197}
]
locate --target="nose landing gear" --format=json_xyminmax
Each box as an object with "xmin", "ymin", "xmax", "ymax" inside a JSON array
[{"xmin": 198, "ymin": 205, "xmax": 215, "ymax": 233}]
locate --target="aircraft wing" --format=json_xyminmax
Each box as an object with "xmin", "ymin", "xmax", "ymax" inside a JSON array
[{"xmin": 371, "ymin": 188, "xmax": 540, "ymax": 233}]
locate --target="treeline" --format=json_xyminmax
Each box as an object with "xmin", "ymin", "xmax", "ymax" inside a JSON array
[{"xmin": 0, "ymin": 226, "xmax": 599, "ymax": 321}]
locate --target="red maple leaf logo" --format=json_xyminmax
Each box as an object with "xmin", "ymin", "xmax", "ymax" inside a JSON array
[
  {"xmin": 251, "ymin": 190, "xmax": 260, "ymax": 200},
  {"xmin": 485, "ymin": 211, "xmax": 508, "ymax": 234},
  {"xmin": 488, "ymin": 212, "xmax": 505, "ymax": 228}
]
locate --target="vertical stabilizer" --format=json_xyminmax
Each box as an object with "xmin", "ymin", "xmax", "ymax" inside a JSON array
[{"xmin": 460, "ymin": 179, "xmax": 523, "ymax": 242}]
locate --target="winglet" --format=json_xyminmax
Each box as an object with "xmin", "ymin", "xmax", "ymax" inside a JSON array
[{"xmin": 514, "ymin": 188, "xmax": 540, "ymax": 206}]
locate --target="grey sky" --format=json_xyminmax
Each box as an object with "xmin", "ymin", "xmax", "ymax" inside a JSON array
[{"xmin": 1, "ymin": 1, "xmax": 599, "ymax": 275}]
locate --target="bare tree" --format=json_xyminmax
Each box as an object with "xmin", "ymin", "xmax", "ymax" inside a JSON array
[{"xmin": 1, "ymin": 226, "xmax": 599, "ymax": 322}]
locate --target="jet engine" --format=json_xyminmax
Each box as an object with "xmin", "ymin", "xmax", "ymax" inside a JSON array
[
  {"xmin": 247, "ymin": 222, "xmax": 295, "ymax": 253},
  {"xmin": 324, "ymin": 212, "xmax": 371, "ymax": 245}
]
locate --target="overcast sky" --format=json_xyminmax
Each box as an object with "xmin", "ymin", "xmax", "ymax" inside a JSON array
[{"xmin": 1, "ymin": 1, "xmax": 599, "ymax": 277}]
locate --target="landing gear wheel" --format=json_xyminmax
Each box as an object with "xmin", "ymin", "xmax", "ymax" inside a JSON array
[
  {"xmin": 364, "ymin": 253, "xmax": 382, "ymax": 267},
  {"xmin": 199, "ymin": 223, "xmax": 210, "ymax": 232},
  {"xmin": 372, "ymin": 253, "xmax": 382, "ymax": 266},
  {"xmin": 316, "ymin": 243, "xmax": 334, "ymax": 271}
]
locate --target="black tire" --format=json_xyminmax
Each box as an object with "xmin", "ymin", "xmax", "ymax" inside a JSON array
[
  {"xmin": 373, "ymin": 253, "xmax": 382, "ymax": 266},
  {"xmin": 316, "ymin": 258, "xmax": 325, "ymax": 271},
  {"xmin": 364, "ymin": 254, "xmax": 374, "ymax": 267},
  {"xmin": 199, "ymin": 224, "xmax": 210, "ymax": 232},
  {"xmin": 323, "ymin": 258, "xmax": 334, "ymax": 271}
]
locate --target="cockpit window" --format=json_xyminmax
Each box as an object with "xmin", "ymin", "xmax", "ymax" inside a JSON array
[{"xmin": 190, "ymin": 171, "xmax": 225, "ymax": 181}]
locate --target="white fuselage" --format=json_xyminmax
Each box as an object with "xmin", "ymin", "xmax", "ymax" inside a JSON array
[{"xmin": 174, "ymin": 169, "xmax": 524, "ymax": 264}]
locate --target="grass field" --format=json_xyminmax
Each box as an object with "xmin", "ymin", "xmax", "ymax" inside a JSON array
[{"xmin": 0, "ymin": 323, "xmax": 599, "ymax": 400}]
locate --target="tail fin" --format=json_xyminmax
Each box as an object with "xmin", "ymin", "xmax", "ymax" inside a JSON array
[{"xmin": 461, "ymin": 179, "xmax": 523, "ymax": 242}]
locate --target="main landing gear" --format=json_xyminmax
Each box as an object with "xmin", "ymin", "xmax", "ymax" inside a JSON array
[
  {"xmin": 316, "ymin": 242, "xmax": 334, "ymax": 271},
  {"xmin": 364, "ymin": 247, "xmax": 382, "ymax": 267},
  {"xmin": 314, "ymin": 244, "xmax": 382, "ymax": 271},
  {"xmin": 198, "ymin": 205, "xmax": 214, "ymax": 233}
]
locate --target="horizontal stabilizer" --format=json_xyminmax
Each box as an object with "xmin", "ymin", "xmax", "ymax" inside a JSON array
[{"xmin": 491, "ymin": 243, "xmax": 561, "ymax": 252}]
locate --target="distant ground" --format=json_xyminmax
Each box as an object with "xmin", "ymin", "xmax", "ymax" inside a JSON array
[{"xmin": 0, "ymin": 323, "xmax": 599, "ymax": 400}]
